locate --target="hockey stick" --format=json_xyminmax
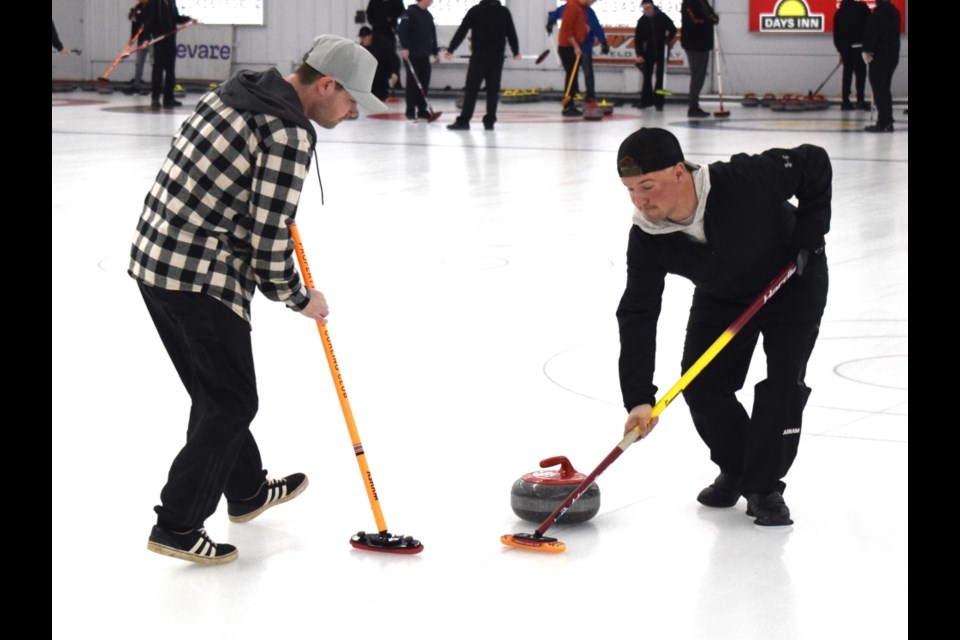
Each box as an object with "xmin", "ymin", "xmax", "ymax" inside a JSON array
[
  {"xmin": 290, "ymin": 223, "xmax": 422, "ymax": 555},
  {"xmin": 502, "ymin": 261, "xmax": 799, "ymax": 553},
  {"xmin": 402, "ymin": 56, "xmax": 442, "ymax": 122}
]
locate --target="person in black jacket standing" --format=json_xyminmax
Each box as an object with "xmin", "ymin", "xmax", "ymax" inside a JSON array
[
  {"xmin": 634, "ymin": 0, "xmax": 678, "ymax": 111},
  {"xmin": 444, "ymin": 0, "xmax": 520, "ymax": 131},
  {"xmin": 680, "ymin": 0, "xmax": 718, "ymax": 118},
  {"xmin": 862, "ymin": 0, "xmax": 901, "ymax": 132},
  {"xmin": 359, "ymin": 25, "xmax": 400, "ymax": 101},
  {"xmin": 398, "ymin": 0, "xmax": 440, "ymax": 121},
  {"xmin": 367, "ymin": 0, "xmax": 405, "ymax": 92},
  {"xmin": 142, "ymin": 0, "xmax": 194, "ymax": 108},
  {"xmin": 615, "ymin": 127, "xmax": 830, "ymax": 527},
  {"xmin": 833, "ymin": 0, "xmax": 871, "ymax": 111}
]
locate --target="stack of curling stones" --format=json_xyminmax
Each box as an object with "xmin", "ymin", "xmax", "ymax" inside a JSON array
[{"xmin": 510, "ymin": 456, "xmax": 600, "ymax": 524}]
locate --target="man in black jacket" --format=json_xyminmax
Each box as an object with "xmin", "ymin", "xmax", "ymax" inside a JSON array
[
  {"xmin": 142, "ymin": 0, "xmax": 194, "ymax": 108},
  {"xmin": 444, "ymin": 0, "xmax": 520, "ymax": 131},
  {"xmin": 833, "ymin": 0, "xmax": 871, "ymax": 111},
  {"xmin": 367, "ymin": 0, "xmax": 405, "ymax": 91},
  {"xmin": 360, "ymin": 25, "xmax": 400, "ymax": 101},
  {"xmin": 862, "ymin": 0, "xmax": 901, "ymax": 132},
  {"xmin": 615, "ymin": 128, "xmax": 830, "ymax": 527},
  {"xmin": 680, "ymin": 0, "xmax": 718, "ymax": 118},
  {"xmin": 398, "ymin": 0, "xmax": 440, "ymax": 121},
  {"xmin": 634, "ymin": 0, "xmax": 678, "ymax": 111}
]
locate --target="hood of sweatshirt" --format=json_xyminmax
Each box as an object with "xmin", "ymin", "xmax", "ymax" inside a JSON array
[{"xmin": 218, "ymin": 68, "xmax": 317, "ymax": 148}]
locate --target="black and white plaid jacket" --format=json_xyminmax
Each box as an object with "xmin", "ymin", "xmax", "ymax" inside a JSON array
[{"xmin": 129, "ymin": 72, "xmax": 316, "ymax": 323}]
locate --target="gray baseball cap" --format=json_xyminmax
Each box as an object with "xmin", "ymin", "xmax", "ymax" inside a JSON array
[{"xmin": 303, "ymin": 34, "xmax": 387, "ymax": 113}]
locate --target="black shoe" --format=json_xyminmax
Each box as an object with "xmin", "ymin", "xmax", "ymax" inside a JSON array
[
  {"xmin": 150, "ymin": 99, "xmax": 161, "ymax": 109},
  {"xmin": 227, "ymin": 473, "xmax": 309, "ymax": 523},
  {"xmin": 562, "ymin": 107, "xmax": 583, "ymax": 117},
  {"xmin": 840, "ymin": 101, "xmax": 856, "ymax": 111},
  {"xmin": 447, "ymin": 121, "xmax": 470, "ymax": 130},
  {"xmin": 745, "ymin": 491, "xmax": 793, "ymax": 526},
  {"xmin": 864, "ymin": 123, "xmax": 894, "ymax": 132},
  {"xmin": 655, "ymin": 105, "xmax": 664, "ymax": 111},
  {"xmin": 856, "ymin": 101, "xmax": 871, "ymax": 111},
  {"xmin": 483, "ymin": 120, "xmax": 495, "ymax": 130},
  {"xmin": 687, "ymin": 107, "xmax": 710, "ymax": 118},
  {"xmin": 697, "ymin": 473, "xmax": 741, "ymax": 508},
  {"xmin": 163, "ymin": 99, "xmax": 182, "ymax": 108},
  {"xmin": 147, "ymin": 525, "xmax": 238, "ymax": 565}
]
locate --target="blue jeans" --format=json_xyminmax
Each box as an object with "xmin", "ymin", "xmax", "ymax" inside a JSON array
[{"xmin": 134, "ymin": 46, "xmax": 148, "ymax": 89}]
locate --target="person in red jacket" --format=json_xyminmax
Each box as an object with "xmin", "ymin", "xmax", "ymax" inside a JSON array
[
  {"xmin": 556, "ymin": 0, "xmax": 588, "ymax": 117},
  {"xmin": 616, "ymin": 128, "xmax": 831, "ymax": 527}
]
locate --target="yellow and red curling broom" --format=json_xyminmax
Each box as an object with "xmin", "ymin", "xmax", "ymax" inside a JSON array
[{"xmin": 501, "ymin": 261, "xmax": 799, "ymax": 553}]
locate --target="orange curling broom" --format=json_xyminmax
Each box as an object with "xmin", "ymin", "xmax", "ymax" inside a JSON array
[
  {"xmin": 291, "ymin": 223, "xmax": 423, "ymax": 554},
  {"xmin": 97, "ymin": 26, "xmax": 143, "ymax": 82},
  {"xmin": 501, "ymin": 261, "xmax": 799, "ymax": 553},
  {"xmin": 560, "ymin": 52, "xmax": 582, "ymax": 108}
]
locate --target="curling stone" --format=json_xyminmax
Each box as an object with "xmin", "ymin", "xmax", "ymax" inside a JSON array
[
  {"xmin": 511, "ymin": 456, "xmax": 600, "ymax": 524},
  {"xmin": 598, "ymin": 99, "xmax": 614, "ymax": 115},
  {"xmin": 583, "ymin": 100, "xmax": 605, "ymax": 120},
  {"xmin": 741, "ymin": 92, "xmax": 760, "ymax": 107}
]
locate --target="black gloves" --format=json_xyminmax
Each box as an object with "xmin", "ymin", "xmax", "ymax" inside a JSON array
[
  {"xmin": 795, "ymin": 245, "xmax": 824, "ymax": 276},
  {"xmin": 601, "ymin": 44, "xmax": 610, "ymax": 55},
  {"xmin": 546, "ymin": 19, "xmax": 553, "ymax": 35}
]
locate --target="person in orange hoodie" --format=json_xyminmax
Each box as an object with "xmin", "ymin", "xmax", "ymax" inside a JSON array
[{"xmin": 556, "ymin": 0, "xmax": 588, "ymax": 117}]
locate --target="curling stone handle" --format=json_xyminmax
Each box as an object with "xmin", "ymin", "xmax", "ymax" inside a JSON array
[{"xmin": 539, "ymin": 456, "xmax": 578, "ymax": 479}]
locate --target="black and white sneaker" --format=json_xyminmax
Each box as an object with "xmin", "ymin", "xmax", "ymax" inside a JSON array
[
  {"xmin": 227, "ymin": 473, "xmax": 309, "ymax": 523},
  {"xmin": 147, "ymin": 526, "xmax": 238, "ymax": 565}
]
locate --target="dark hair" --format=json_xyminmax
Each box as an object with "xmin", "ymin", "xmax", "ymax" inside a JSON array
[
  {"xmin": 293, "ymin": 64, "xmax": 346, "ymax": 91},
  {"xmin": 359, "ymin": 26, "xmax": 372, "ymax": 37}
]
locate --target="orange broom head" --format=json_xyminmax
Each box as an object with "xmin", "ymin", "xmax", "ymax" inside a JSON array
[{"xmin": 500, "ymin": 533, "xmax": 566, "ymax": 553}]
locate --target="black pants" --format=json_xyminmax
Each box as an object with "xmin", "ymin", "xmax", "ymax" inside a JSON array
[
  {"xmin": 138, "ymin": 284, "xmax": 266, "ymax": 531},
  {"xmin": 686, "ymin": 49, "xmax": 710, "ymax": 109},
  {"xmin": 840, "ymin": 48, "xmax": 867, "ymax": 104},
  {"xmin": 151, "ymin": 38, "xmax": 178, "ymax": 104},
  {"xmin": 680, "ymin": 254, "xmax": 828, "ymax": 495},
  {"xmin": 455, "ymin": 55, "xmax": 505, "ymax": 126},
  {"xmin": 404, "ymin": 56, "xmax": 432, "ymax": 118},
  {"xmin": 581, "ymin": 52, "xmax": 597, "ymax": 100},
  {"xmin": 869, "ymin": 59, "xmax": 898, "ymax": 127},
  {"xmin": 558, "ymin": 46, "xmax": 580, "ymax": 104},
  {"xmin": 639, "ymin": 53, "xmax": 666, "ymax": 108}
]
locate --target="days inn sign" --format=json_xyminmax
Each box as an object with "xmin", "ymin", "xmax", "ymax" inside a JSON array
[{"xmin": 749, "ymin": 0, "xmax": 907, "ymax": 34}]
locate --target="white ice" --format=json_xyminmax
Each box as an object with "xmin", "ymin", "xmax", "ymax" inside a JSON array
[{"xmin": 52, "ymin": 94, "xmax": 907, "ymax": 639}]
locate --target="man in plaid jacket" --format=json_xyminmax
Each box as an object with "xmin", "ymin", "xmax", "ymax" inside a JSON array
[{"xmin": 130, "ymin": 35, "xmax": 386, "ymax": 565}]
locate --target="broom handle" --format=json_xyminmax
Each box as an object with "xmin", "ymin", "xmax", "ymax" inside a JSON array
[
  {"xmin": 290, "ymin": 222, "xmax": 390, "ymax": 535},
  {"xmin": 533, "ymin": 261, "xmax": 799, "ymax": 538}
]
